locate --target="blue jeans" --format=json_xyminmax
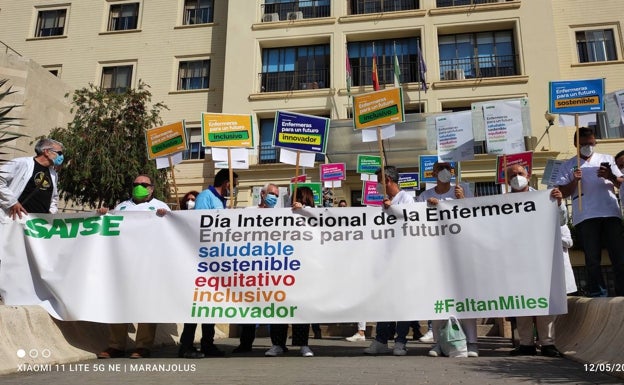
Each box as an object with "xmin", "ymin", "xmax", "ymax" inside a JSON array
[
  {"xmin": 576, "ymin": 217, "xmax": 624, "ymax": 296},
  {"xmin": 375, "ymin": 321, "xmax": 410, "ymax": 344}
]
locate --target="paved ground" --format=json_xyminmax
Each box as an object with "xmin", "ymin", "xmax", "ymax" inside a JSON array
[{"xmin": 2, "ymin": 337, "xmax": 621, "ymax": 385}]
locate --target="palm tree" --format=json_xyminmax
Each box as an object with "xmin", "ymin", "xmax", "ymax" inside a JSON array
[{"xmin": 0, "ymin": 78, "xmax": 27, "ymax": 163}]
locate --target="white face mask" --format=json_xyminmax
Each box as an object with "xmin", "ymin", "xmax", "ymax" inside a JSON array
[
  {"xmin": 579, "ymin": 145, "xmax": 594, "ymax": 158},
  {"xmin": 437, "ymin": 168, "xmax": 452, "ymax": 183},
  {"xmin": 186, "ymin": 200, "xmax": 195, "ymax": 210},
  {"xmin": 510, "ymin": 175, "xmax": 529, "ymax": 191}
]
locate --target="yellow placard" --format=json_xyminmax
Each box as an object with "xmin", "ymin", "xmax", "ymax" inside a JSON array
[
  {"xmin": 353, "ymin": 87, "xmax": 404, "ymax": 130},
  {"xmin": 145, "ymin": 121, "xmax": 187, "ymax": 159},
  {"xmin": 202, "ymin": 113, "xmax": 254, "ymax": 148}
]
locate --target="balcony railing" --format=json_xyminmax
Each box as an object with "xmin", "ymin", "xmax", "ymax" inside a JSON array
[
  {"xmin": 350, "ymin": 60, "xmax": 425, "ymax": 87},
  {"xmin": 258, "ymin": 144, "xmax": 279, "ymax": 164},
  {"xmin": 261, "ymin": 1, "xmax": 330, "ymax": 22},
  {"xmin": 350, "ymin": 0, "xmax": 419, "ymax": 14},
  {"xmin": 436, "ymin": 0, "xmax": 501, "ymax": 7},
  {"xmin": 259, "ymin": 69, "xmax": 329, "ymax": 92},
  {"xmin": 439, "ymin": 54, "xmax": 518, "ymax": 80}
]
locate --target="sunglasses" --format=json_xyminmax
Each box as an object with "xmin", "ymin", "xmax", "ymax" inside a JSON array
[
  {"xmin": 133, "ymin": 182, "xmax": 152, "ymax": 188},
  {"xmin": 48, "ymin": 149, "xmax": 63, "ymax": 156}
]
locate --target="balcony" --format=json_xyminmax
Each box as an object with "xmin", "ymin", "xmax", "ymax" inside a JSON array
[
  {"xmin": 261, "ymin": 1, "xmax": 330, "ymax": 22},
  {"xmin": 259, "ymin": 69, "xmax": 329, "ymax": 92},
  {"xmin": 436, "ymin": 0, "xmax": 502, "ymax": 6},
  {"xmin": 350, "ymin": 60, "xmax": 425, "ymax": 87},
  {"xmin": 258, "ymin": 144, "xmax": 279, "ymax": 164},
  {"xmin": 439, "ymin": 54, "xmax": 518, "ymax": 80},
  {"xmin": 350, "ymin": 0, "xmax": 419, "ymax": 14}
]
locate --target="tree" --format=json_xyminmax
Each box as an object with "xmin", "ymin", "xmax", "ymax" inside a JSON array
[
  {"xmin": 49, "ymin": 81, "xmax": 169, "ymax": 209},
  {"xmin": 0, "ymin": 79, "xmax": 27, "ymax": 163}
]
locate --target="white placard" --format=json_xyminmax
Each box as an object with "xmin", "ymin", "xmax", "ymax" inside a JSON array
[
  {"xmin": 362, "ymin": 125, "xmax": 396, "ymax": 142},
  {"xmin": 436, "ymin": 110, "xmax": 475, "ymax": 162},
  {"xmin": 155, "ymin": 151, "xmax": 183, "ymax": 169},
  {"xmin": 483, "ymin": 100, "xmax": 525, "ymax": 155},
  {"xmin": 280, "ymin": 148, "xmax": 315, "ymax": 167}
]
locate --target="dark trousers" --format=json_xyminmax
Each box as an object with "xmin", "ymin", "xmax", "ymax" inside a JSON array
[
  {"xmin": 269, "ymin": 324, "xmax": 310, "ymax": 347},
  {"xmin": 179, "ymin": 323, "xmax": 216, "ymax": 350},
  {"xmin": 239, "ymin": 324, "xmax": 256, "ymax": 348},
  {"xmin": 577, "ymin": 217, "xmax": 624, "ymax": 296}
]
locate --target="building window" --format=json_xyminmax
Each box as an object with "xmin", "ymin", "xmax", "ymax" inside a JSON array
[
  {"xmin": 260, "ymin": 44, "xmax": 330, "ymax": 92},
  {"xmin": 576, "ymin": 30, "xmax": 617, "ymax": 63},
  {"xmin": 35, "ymin": 9, "xmax": 67, "ymax": 37},
  {"xmin": 473, "ymin": 181, "xmax": 500, "ymax": 197},
  {"xmin": 101, "ymin": 65, "xmax": 133, "ymax": 93},
  {"xmin": 108, "ymin": 3, "xmax": 139, "ymax": 31},
  {"xmin": 347, "ymin": 37, "xmax": 423, "ymax": 87},
  {"xmin": 262, "ymin": 1, "xmax": 331, "ymax": 22},
  {"xmin": 259, "ymin": 119, "xmax": 278, "ymax": 163},
  {"xmin": 178, "ymin": 60, "xmax": 210, "ymax": 90},
  {"xmin": 436, "ymin": 0, "xmax": 500, "ymax": 7},
  {"xmin": 438, "ymin": 30, "xmax": 517, "ymax": 80},
  {"xmin": 349, "ymin": 0, "xmax": 419, "ymax": 14},
  {"xmin": 184, "ymin": 0, "xmax": 214, "ymax": 25}
]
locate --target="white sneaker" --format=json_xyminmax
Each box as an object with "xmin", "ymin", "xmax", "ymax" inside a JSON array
[
  {"xmin": 393, "ymin": 342, "xmax": 407, "ymax": 356},
  {"xmin": 467, "ymin": 343, "xmax": 479, "ymax": 357},
  {"xmin": 265, "ymin": 345, "xmax": 284, "ymax": 357},
  {"xmin": 419, "ymin": 330, "xmax": 434, "ymax": 343},
  {"xmin": 363, "ymin": 340, "xmax": 391, "ymax": 355},
  {"xmin": 346, "ymin": 333, "xmax": 366, "ymax": 342},
  {"xmin": 428, "ymin": 344, "xmax": 442, "ymax": 357},
  {"xmin": 300, "ymin": 346, "xmax": 314, "ymax": 357}
]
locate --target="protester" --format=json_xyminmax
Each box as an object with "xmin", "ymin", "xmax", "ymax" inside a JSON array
[
  {"xmin": 232, "ymin": 183, "xmax": 280, "ymax": 354},
  {"xmin": 96, "ymin": 174, "xmax": 170, "ymax": 359},
  {"xmin": 178, "ymin": 169, "xmax": 237, "ymax": 358},
  {"xmin": 266, "ymin": 186, "xmax": 316, "ymax": 357},
  {"xmin": 557, "ymin": 127, "xmax": 624, "ymax": 297},
  {"xmin": 179, "ymin": 190, "xmax": 198, "ymax": 210},
  {"xmin": 338, "ymin": 199, "xmax": 347, "ymax": 207},
  {"xmin": 0, "ymin": 138, "xmax": 64, "ymax": 220},
  {"xmin": 417, "ymin": 162, "xmax": 478, "ymax": 358},
  {"xmin": 364, "ymin": 166, "xmax": 413, "ymax": 356},
  {"xmin": 615, "ymin": 150, "xmax": 624, "ymax": 211},
  {"xmin": 506, "ymin": 164, "xmax": 565, "ymax": 357}
]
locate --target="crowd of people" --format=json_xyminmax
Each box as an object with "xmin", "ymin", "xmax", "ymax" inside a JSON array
[{"xmin": 1, "ymin": 127, "xmax": 623, "ymax": 360}]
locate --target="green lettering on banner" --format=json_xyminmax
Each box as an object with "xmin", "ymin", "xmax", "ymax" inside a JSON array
[
  {"xmin": 208, "ymin": 131, "xmax": 250, "ymax": 142},
  {"xmin": 358, "ymin": 105, "xmax": 399, "ymax": 124},
  {"xmin": 23, "ymin": 216, "xmax": 124, "ymax": 239},
  {"xmin": 151, "ymin": 136, "xmax": 183, "ymax": 153}
]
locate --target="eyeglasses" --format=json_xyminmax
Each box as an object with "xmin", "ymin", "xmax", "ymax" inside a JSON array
[
  {"xmin": 267, "ymin": 192, "xmax": 279, "ymax": 197},
  {"xmin": 133, "ymin": 182, "xmax": 152, "ymax": 188},
  {"xmin": 47, "ymin": 149, "xmax": 63, "ymax": 156}
]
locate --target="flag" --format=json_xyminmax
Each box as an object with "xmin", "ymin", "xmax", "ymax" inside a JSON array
[
  {"xmin": 417, "ymin": 45, "xmax": 428, "ymax": 92},
  {"xmin": 393, "ymin": 52, "xmax": 401, "ymax": 87},
  {"xmin": 346, "ymin": 49, "xmax": 352, "ymax": 95},
  {"xmin": 372, "ymin": 50, "xmax": 380, "ymax": 91}
]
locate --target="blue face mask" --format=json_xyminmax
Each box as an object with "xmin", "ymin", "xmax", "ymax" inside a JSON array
[
  {"xmin": 264, "ymin": 193, "xmax": 278, "ymax": 208},
  {"xmin": 53, "ymin": 154, "xmax": 64, "ymax": 166}
]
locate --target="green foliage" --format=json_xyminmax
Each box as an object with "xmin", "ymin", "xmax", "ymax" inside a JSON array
[
  {"xmin": 49, "ymin": 81, "xmax": 169, "ymax": 208},
  {"xmin": 0, "ymin": 79, "xmax": 27, "ymax": 163}
]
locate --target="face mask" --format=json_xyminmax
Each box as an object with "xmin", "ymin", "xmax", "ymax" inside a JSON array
[
  {"xmin": 579, "ymin": 145, "xmax": 594, "ymax": 158},
  {"xmin": 132, "ymin": 185, "xmax": 150, "ymax": 200},
  {"xmin": 510, "ymin": 175, "xmax": 529, "ymax": 191},
  {"xmin": 53, "ymin": 154, "xmax": 64, "ymax": 166},
  {"xmin": 264, "ymin": 193, "xmax": 278, "ymax": 208},
  {"xmin": 186, "ymin": 200, "xmax": 195, "ymax": 210},
  {"xmin": 620, "ymin": 167, "xmax": 624, "ymax": 175},
  {"xmin": 437, "ymin": 168, "xmax": 452, "ymax": 183}
]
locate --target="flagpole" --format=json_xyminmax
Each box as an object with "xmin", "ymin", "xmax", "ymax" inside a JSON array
[{"xmin": 418, "ymin": 44, "xmax": 422, "ymax": 113}]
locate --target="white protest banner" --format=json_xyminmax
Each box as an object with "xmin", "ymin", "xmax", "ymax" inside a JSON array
[
  {"xmin": 615, "ymin": 90, "xmax": 624, "ymax": 125},
  {"xmin": 483, "ymin": 100, "xmax": 525, "ymax": 155},
  {"xmin": 0, "ymin": 190, "xmax": 565, "ymax": 323},
  {"xmin": 435, "ymin": 111, "xmax": 475, "ymax": 162}
]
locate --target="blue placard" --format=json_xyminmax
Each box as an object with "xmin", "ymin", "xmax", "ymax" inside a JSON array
[
  {"xmin": 549, "ymin": 79, "xmax": 605, "ymax": 114},
  {"xmin": 398, "ymin": 172, "xmax": 419, "ymax": 190},
  {"xmin": 272, "ymin": 111, "xmax": 330, "ymax": 153}
]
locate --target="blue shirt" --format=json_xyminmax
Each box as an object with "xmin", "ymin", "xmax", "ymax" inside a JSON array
[{"xmin": 195, "ymin": 186, "xmax": 226, "ymax": 210}]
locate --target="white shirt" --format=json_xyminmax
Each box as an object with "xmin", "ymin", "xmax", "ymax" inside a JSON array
[
  {"xmin": 417, "ymin": 183, "xmax": 473, "ymax": 202},
  {"xmin": 557, "ymin": 153, "xmax": 622, "ymax": 225},
  {"xmin": 391, "ymin": 189, "xmax": 415, "ymax": 205},
  {"xmin": 114, "ymin": 198, "xmax": 171, "ymax": 212}
]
